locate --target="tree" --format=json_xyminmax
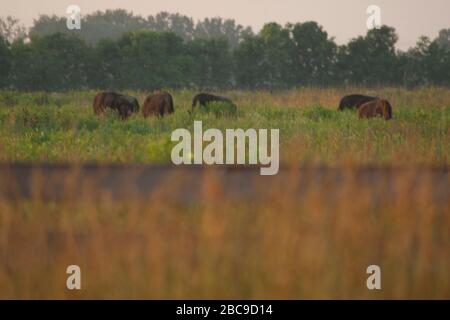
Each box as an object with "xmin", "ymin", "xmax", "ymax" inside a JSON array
[
  {"xmin": 398, "ymin": 32, "xmax": 450, "ymax": 87},
  {"xmin": 30, "ymin": 10, "xmax": 148, "ymax": 45},
  {"xmin": 29, "ymin": 10, "xmax": 254, "ymax": 48},
  {"xmin": 435, "ymin": 28, "xmax": 450, "ymax": 51},
  {"xmin": 0, "ymin": 16, "xmax": 26, "ymax": 43},
  {"xmin": 114, "ymin": 30, "xmax": 188, "ymax": 90},
  {"xmin": 93, "ymin": 38, "xmax": 123, "ymax": 89},
  {"xmin": 147, "ymin": 12, "xmax": 195, "ymax": 41},
  {"xmin": 187, "ymin": 38, "xmax": 232, "ymax": 89},
  {"xmin": 194, "ymin": 17, "xmax": 253, "ymax": 48},
  {"xmin": 29, "ymin": 15, "xmax": 67, "ymax": 38},
  {"xmin": 399, "ymin": 37, "xmax": 432, "ymax": 88},
  {"xmin": 336, "ymin": 36, "xmax": 371, "ymax": 85},
  {"xmin": 290, "ymin": 21, "xmax": 337, "ymax": 86},
  {"xmin": 234, "ymin": 35, "xmax": 265, "ymax": 89},
  {"xmin": 258, "ymin": 23, "xmax": 295, "ymax": 89},
  {"xmin": 0, "ymin": 35, "xmax": 12, "ymax": 88},
  {"xmin": 10, "ymin": 33, "xmax": 91, "ymax": 91},
  {"xmin": 337, "ymin": 25, "xmax": 400, "ymax": 86},
  {"xmin": 4, "ymin": 12, "xmax": 450, "ymax": 90},
  {"xmin": 9, "ymin": 39, "xmax": 40, "ymax": 90},
  {"xmin": 428, "ymin": 38, "xmax": 450, "ymax": 86}
]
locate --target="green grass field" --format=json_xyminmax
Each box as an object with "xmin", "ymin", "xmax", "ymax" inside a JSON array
[
  {"xmin": 0, "ymin": 88, "xmax": 449, "ymax": 165},
  {"xmin": 0, "ymin": 88, "xmax": 449, "ymax": 299}
]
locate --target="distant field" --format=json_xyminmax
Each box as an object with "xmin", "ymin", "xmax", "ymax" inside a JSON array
[{"xmin": 0, "ymin": 87, "xmax": 449, "ymax": 165}]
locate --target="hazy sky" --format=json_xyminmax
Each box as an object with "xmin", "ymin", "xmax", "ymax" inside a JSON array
[{"xmin": 1, "ymin": 0, "xmax": 449, "ymax": 49}]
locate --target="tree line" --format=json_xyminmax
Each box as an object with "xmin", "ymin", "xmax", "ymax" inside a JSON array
[{"xmin": 0, "ymin": 10, "xmax": 449, "ymax": 91}]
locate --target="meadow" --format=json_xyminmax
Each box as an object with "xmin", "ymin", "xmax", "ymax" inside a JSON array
[
  {"xmin": 0, "ymin": 165, "xmax": 448, "ymax": 299},
  {"xmin": 0, "ymin": 87, "xmax": 449, "ymax": 165},
  {"xmin": 0, "ymin": 87, "xmax": 449, "ymax": 299}
]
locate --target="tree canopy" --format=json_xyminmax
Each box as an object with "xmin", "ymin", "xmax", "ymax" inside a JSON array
[{"xmin": 0, "ymin": 10, "xmax": 449, "ymax": 90}]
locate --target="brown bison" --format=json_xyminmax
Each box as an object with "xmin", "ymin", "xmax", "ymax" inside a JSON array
[
  {"xmin": 192, "ymin": 93, "xmax": 236, "ymax": 111},
  {"xmin": 338, "ymin": 94, "xmax": 378, "ymax": 111},
  {"xmin": 358, "ymin": 99, "xmax": 393, "ymax": 120},
  {"xmin": 93, "ymin": 91, "xmax": 139, "ymax": 119},
  {"xmin": 93, "ymin": 92, "xmax": 107, "ymax": 114},
  {"xmin": 142, "ymin": 91, "xmax": 174, "ymax": 118}
]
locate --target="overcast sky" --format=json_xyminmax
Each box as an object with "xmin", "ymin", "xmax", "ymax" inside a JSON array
[{"xmin": 1, "ymin": 0, "xmax": 449, "ymax": 49}]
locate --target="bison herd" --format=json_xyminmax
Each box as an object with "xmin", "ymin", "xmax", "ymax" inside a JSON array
[
  {"xmin": 92, "ymin": 91, "xmax": 236, "ymax": 119},
  {"xmin": 93, "ymin": 91, "xmax": 392, "ymax": 120},
  {"xmin": 338, "ymin": 94, "xmax": 393, "ymax": 120}
]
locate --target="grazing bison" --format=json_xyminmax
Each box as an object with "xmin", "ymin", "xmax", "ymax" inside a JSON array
[
  {"xmin": 93, "ymin": 91, "xmax": 139, "ymax": 119},
  {"xmin": 358, "ymin": 99, "xmax": 392, "ymax": 120},
  {"xmin": 338, "ymin": 94, "xmax": 378, "ymax": 111},
  {"xmin": 142, "ymin": 91, "xmax": 174, "ymax": 118},
  {"xmin": 192, "ymin": 93, "xmax": 236, "ymax": 111},
  {"xmin": 93, "ymin": 92, "xmax": 107, "ymax": 115}
]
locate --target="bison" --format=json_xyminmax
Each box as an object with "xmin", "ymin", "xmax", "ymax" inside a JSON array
[
  {"xmin": 192, "ymin": 93, "xmax": 235, "ymax": 110},
  {"xmin": 93, "ymin": 91, "xmax": 139, "ymax": 119},
  {"xmin": 358, "ymin": 99, "xmax": 393, "ymax": 120},
  {"xmin": 93, "ymin": 92, "xmax": 107, "ymax": 115},
  {"xmin": 338, "ymin": 94, "xmax": 378, "ymax": 111},
  {"xmin": 191, "ymin": 93, "xmax": 237, "ymax": 116},
  {"xmin": 142, "ymin": 91, "xmax": 174, "ymax": 118}
]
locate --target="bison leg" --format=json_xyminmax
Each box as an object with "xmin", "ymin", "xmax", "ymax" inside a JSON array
[{"xmin": 118, "ymin": 105, "xmax": 131, "ymax": 120}]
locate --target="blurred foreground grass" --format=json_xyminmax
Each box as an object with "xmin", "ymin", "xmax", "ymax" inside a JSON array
[{"xmin": 0, "ymin": 166, "xmax": 448, "ymax": 299}]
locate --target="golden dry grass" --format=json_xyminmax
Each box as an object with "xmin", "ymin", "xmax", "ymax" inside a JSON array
[
  {"xmin": 227, "ymin": 87, "xmax": 450, "ymax": 109},
  {"xmin": 0, "ymin": 166, "xmax": 448, "ymax": 299},
  {"xmin": 0, "ymin": 87, "xmax": 448, "ymax": 299}
]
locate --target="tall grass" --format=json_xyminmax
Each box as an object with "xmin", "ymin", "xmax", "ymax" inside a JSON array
[
  {"xmin": 0, "ymin": 88, "xmax": 448, "ymax": 299},
  {"xmin": 0, "ymin": 88, "xmax": 448, "ymax": 165},
  {"xmin": 0, "ymin": 166, "xmax": 448, "ymax": 299}
]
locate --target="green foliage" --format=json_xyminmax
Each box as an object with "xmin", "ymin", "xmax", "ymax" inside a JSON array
[
  {"xmin": 29, "ymin": 10, "xmax": 252, "ymax": 47},
  {"xmin": 114, "ymin": 30, "xmax": 188, "ymax": 89},
  {"xmin": 290, "ymin": 22, "xmax": 337, "ymax": 86},
  {"xmin": 2, "ymin": 12, "xmax": 450, "ymax": 90},
  {"xmin": 0, "ymin": 90, "xmax": 18, "ymax": 106},
  {"xmin": 302, "ymin": 106, "xmax": 338, "ymax": 121},
  {"xmin": 0, "ymin": 90, "xmax": 448, "ymax": 165},
  {"xmin": 0, "ymin": 35, "xmax": 11, "ymax": 88},
  {"xmin": 187, "ymin": 38, "xmax": 232, "ymax": 89},
  {"xmin": 233, "ymin": 35, "xmax": 266, "ymax": 88},
  {"xmin": 10, "ymin": 33, "xmax": 91, "ymax": 91},
  {"xmin": 336, "ymin": 26, "xmax": 401, "ymax": 86},
  {"xmin": 194, "ymin": 101, "xmax": 237, "ymax": 117}
]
